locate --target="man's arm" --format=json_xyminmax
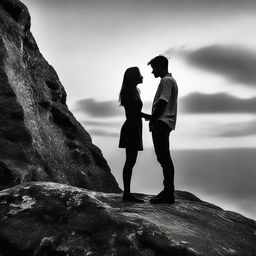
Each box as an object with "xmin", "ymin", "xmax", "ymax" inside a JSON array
[
  {"xmin": 149, "ymin": 99, "xmax": 167, "ymax": 126},
  {"xmin": 150, "ymin": 78, "xmax": 173, "ymax": 130}
]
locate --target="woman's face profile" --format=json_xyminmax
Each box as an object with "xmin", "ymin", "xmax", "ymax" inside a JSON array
[
  {"xmin": 134, "ymin": 70, "xmax": 143, "ymax": 85},
  {"xmin": 124, "ymin": 67, "xmax": 143, "ymax": 87}
]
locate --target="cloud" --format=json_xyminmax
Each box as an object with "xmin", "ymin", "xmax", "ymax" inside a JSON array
[
  {"xmin": 75, "ymin": 93, "xmax": 255, "ymax": 117},
  {"xmin": 87, "ymin": 129, "xmax": 119, "ymax": 137},
  {"xmin": 180, "ymin": 93, "xmax": 256, "ymax": 113},
  {"xmin": 82, "ymin": 120, "xmax": 122, "ymax": 128},
  {"xmin": 75, "ymin": 99, "xmax": 122, "ymax": 117},
  {"xmin": 75, "ymin": 98, "xmax": 152, "ymax": 117},
  {"xmin": 166, "ymin": 45, "xmax": 256, "ymax": 87},
  {"xmin": 215, "ymin": 119, "xmax": 256, "ymax": 137}
]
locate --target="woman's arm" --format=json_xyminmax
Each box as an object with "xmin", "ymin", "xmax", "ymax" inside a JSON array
[{"xmin": 141, "ymin": 112, "xmax": 151, "ymax": 121}]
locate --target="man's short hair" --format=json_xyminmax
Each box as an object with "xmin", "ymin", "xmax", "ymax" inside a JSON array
[{"xmin": 148, "ymin": 55, "xmax": 168, "ymax": 69}]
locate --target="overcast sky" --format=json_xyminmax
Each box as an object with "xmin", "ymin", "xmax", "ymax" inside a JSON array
[{"xmin": 22, "ymin": 0, "xmax": 256, "ymax": 220}]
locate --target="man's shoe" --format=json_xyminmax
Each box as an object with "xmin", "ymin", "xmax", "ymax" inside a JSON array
[
  {"xmin": 150, "ymin": 194, "xmax": 175, "ymax": 204},
  {"xmin": 122, "ymin": 193, "xmax": 144, "ymax": 203}
]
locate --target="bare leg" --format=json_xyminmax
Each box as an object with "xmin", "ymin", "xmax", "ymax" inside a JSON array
[
  {"xmin": 122, "ymin": 148, "xmax": 143, "ymax": 203},
  {"xmin": 123, "ymin": 147, "xmax": 138, "ymax": 194}
]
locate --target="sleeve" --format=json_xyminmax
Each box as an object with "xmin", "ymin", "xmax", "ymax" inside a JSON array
[{"xmin": 158, "ymin": 78, "xmax": 172, "ymax": 103}]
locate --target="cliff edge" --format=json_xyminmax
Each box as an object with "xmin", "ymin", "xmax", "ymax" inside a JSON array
[{"xmin": 0, "ymin": 182, "xmax": 255, "ymax": 256}]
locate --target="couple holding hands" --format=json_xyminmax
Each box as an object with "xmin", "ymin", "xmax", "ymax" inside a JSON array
[{"xmin": 119, "ymin": 55, "xmax": 178, "ymax": 204}]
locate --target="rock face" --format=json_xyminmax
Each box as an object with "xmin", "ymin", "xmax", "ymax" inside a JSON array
[
  {"xmin": 0, "ymin": 0, "xmax": 120, "ymax": 192},
  {"xmin": 0, "ymin": 182, "xmax": 255, "ymax": 256}
]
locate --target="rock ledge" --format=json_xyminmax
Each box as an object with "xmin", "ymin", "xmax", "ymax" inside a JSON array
[{"xmin": 0, "ymin": 182, "xmax": 255, "ymax": 256}]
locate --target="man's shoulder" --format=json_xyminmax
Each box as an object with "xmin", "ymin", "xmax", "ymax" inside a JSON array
[{"xmin": 162, "ymin": 75, "xmax": 177, "ymax": 86}]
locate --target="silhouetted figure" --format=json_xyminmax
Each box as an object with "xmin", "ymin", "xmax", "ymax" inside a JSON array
[
  {"xmin": 119, "ymin": 67, "xmax": 151, "ymax": 203},
  {"xmin": 148, "ymin": 55, "xmax": 178, "ymax": 204}
]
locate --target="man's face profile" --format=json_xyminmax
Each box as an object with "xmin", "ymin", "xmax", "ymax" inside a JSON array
[{"xmin": 151, "ymin": 65, "xmax": 161, "ymax": 78}]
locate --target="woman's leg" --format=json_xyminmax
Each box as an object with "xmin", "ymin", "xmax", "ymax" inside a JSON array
[{"xmin": 123, "ymin": 147, "xmax": 138, "ymax": 195}]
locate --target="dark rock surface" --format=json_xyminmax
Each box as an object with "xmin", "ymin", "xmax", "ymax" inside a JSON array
[
  {"xmin": 0, "ymin": 182, "xmax": 256, "ymax": 256},
  {"xmin": 0, "ymin": 0, "xmax": 120, "ymax": 193}
]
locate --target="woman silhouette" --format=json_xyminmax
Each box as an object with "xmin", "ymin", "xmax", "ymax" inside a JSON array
[{"xmin": 119, "ymin": 67, "xmax": 151, "ymax": 202}]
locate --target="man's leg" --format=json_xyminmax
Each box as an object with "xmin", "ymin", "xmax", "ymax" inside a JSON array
[{"xmin": 151, "ymin": 122, "xmax": 175, "ymax": 202}]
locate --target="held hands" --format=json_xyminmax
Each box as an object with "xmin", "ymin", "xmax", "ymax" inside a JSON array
[
  {"xmin": 144, "ymin": 114, "xmax": 151, "ymax": 121},
  {"xmin": 141, "ymin": 112, "xmax": 153, "ymax": 131},
  {"xmin": 147, "ymin": 100, "xmax": 167, "ymax": 132}
]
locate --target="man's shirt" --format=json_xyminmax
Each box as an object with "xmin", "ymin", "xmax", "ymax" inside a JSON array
[{"xmin": 152, "ymin": 73, "xmax": 178, "ymax": 130}]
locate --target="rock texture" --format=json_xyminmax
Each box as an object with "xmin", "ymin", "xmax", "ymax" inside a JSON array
[
  {"xmin": 0, "ymin": 182, "xmax": 256, "ymax": 256},
  {"xmin": 0, "ymin": 0, "xmax": 120, "ymax": 192}
]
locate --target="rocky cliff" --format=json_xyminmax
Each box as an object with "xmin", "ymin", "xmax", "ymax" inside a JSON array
[
  {"xmin": 0, "ymin": 182, "xmax": 256, "ymax": 256},
  {"xmin": 0, "ymin": 0, "xmax": 120, "ymax": 193}
]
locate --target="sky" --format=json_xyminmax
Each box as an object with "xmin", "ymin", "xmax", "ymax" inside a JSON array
[{"xmin": 22, "ymin": 0, "xmax": 256, "ymax": 220}]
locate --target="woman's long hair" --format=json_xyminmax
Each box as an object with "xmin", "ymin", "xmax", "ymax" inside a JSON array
[{"xmin": 119, "ymin": 67, "xmax": 140, "ymax": 106}]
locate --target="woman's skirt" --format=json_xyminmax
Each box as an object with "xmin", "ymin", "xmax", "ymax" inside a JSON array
[{"xmin": 119, "ymin": 120, "xmax": 143, "ymax": 151}]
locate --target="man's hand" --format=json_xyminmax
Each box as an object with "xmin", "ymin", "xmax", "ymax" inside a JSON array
[
  {"xmin": 149, "ymin": 119, "xmax": 154, "ymax": 132},
  {"xmin": 141, "ymin": 112, "xmax": 151, "ymax": 121}
]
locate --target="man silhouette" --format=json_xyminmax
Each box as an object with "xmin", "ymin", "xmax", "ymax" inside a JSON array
[{"xmin": 148, "ymin": 55, "xmax": 178, "ymax": 204}]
